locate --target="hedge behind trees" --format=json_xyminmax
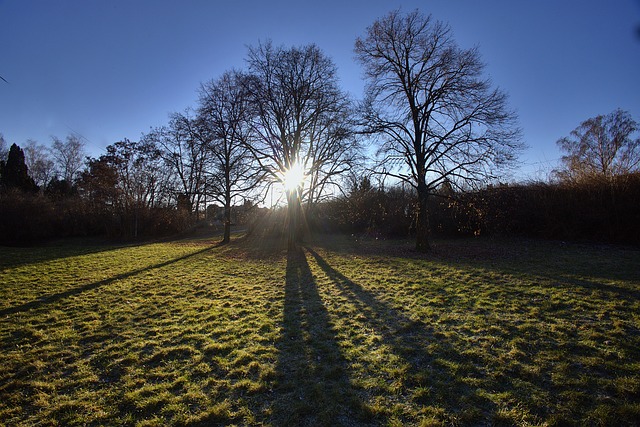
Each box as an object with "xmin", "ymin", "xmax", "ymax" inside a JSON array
[
  {"xmin": 0, "ymin": 190, "xmax": 192, "ymax": 245},
  {"xmin": 3, "ymin": 173, "xmax": 639, "ymax": 245},
  {"xmin": 474, "ymin": 174, "xmax": 640, "ymax": 244},
  {"xmin": 314, "ymin": 173, "xmax": 640, "ymax": 245}
]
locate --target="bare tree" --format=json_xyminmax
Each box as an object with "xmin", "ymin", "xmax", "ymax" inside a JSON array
[
  {"xmin": 355, "ymin": 9, "xmax": 522, "ymax": 251},
  {"xmin": 100, "ymin": 139, "xmax": 166, "ymax": 237},
  {"xmin": 144, "ymin": 112, "xmax": 210, "ymax": 217},
  {"xmin": 555, "ymin": 109, "xmax": 639, "ymax": 182},
  {"xmin": 23, "ymin": 139, "xmax": 55, "ymax": 189},
  {"xmin": 50, "ymin": 134, "xmax": 87, "ymax": 183},
  {"xmin": 0, "ymin": 133, "xmax": 8, "ymax": 161},
  {"xmin": 245, "ymin": 41, "xmax": 355, "ymax": 247},
  {"xmin": 198, "ymin": 70, "xmax": 263, "ymax": 243},
  {"xmin": 303, "ymin": 94, "xmax": 360, "ymax": 209}
]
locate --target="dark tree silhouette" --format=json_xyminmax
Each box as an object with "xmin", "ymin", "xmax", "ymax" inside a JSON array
[
  {"xmin": 0, "ymin": 143, "xmax": 38, "ymax": 193},
  {"xmin": 198, "ymin": 70, "xmax": 263, "ymax": 243},
  {"xmin": 78, "ymin": 156, "xmax": 120, "ymax": 211},
  {"xmin": 245, "ymin": 41, "xmax": 354, "ymax": 249},
  {"xmin": 355, "ymin": 9, "xmax": 522, "ymax": 251}
]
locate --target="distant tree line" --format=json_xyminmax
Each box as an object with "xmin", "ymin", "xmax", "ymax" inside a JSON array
[
  {"xmin": 1, "ymin": 120, "xmax": 639, "ymax": 245},
  {"xmin": 1, "ymin": 10, "xmax": 638, "ymax": 246}
]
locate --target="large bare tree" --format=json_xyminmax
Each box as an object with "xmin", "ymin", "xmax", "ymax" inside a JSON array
[
  {"xmin": 355, "ymin": 9, "xmax": 522, "ymax": 251},
  {"xmin": 50, "ymin": 134, "xmax": 87, "ymax": 183},
  {"xmin": 555, "ymin": 108, "xmax": 639, "ymax": 182},
  {"xmin": 245, "ymin": 41, "xmax": 355, "ymax": 247},
  {"xmin": 198, "ymin": 70, "xmax": 263, "ymax": 243}
]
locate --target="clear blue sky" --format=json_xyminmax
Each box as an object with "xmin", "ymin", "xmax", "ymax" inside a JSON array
[{"xmin": 1, "ymin": 0, "xmax": 639, "ymax": 181}]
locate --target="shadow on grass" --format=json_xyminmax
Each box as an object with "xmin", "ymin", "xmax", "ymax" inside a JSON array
[
  {"xmin": 305, "ymin": 246, "xmax": 496, "ymax": 423},
  {"xmin": 0, "ymin": 240, "xmax": 137, "ymax": 270},
  {"xmin": 0, "ymin": 244, "xmax": 220, "ymax": 317},
  {"xmin": 310, "ymin": 233, "xmax": 640, "ymax": 297},
  {"xmin": 549, "ymin": 275, "xmax": 640, "ymax": 301},
  {"xmin": 268, "ymin": 246, "xmax": 370, "ymax": 426},
  {"xmin": 0, "ymin": 226, "xmax": 235, "ymax": 271}
]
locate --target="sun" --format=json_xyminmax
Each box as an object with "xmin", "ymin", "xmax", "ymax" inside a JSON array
[{"xmin": 281, "ymin": 162, "xmax": 306, "ymax": 192}]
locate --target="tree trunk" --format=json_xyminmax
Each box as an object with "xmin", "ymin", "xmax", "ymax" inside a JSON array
[
  {"xmin": 287, "ymin": 189, "xmax": 302, "ymax": 250},
  {"xmin": 223, "ymin": 204, "xmax": 231, "ymax": 244},
  {"xmin": 415, "ymin": 187, "xmax": 430, "ymax": 252},
  {"xmin": 134, "ymin": 208, "xmax": 138, "ymax": 239},
  {"xmin": 222, "ymin": 184, "xmax": 232, "ymax": 243}
]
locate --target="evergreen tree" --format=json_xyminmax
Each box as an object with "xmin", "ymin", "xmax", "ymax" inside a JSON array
[{"xmin": 0, "ymin": 143, "xmax": 39, "ymax": 192}]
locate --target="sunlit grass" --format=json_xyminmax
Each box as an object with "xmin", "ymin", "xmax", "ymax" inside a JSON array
[{"xmin": 1, "ymin": 234, "xmax": 639, "ymax": 426}]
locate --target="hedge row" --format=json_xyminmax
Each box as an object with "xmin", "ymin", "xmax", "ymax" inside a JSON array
[
  {"xmin": 3, "ymin": 174, "xmax": 639, "ymax": 245},
  {"xmin": 0, "ymin": 191, "xmax": 191, "ymax": 244},
  {"xmin": 469, "ymin": 174, "xmax": 640, "ymax": 244},
  {"xmin": 316, "ymin": 174, "xmax": 640, "ymax": 245}
]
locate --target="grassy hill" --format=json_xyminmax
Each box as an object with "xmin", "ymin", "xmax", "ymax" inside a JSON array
[{"xmin": 1, "ymin": 233, "xmax": 639, "ymax": 426}]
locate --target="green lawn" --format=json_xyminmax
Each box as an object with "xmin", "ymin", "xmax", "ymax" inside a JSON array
[{"xmin": 1, "ymin": 233, "xmax": 639, "ymax": 426}]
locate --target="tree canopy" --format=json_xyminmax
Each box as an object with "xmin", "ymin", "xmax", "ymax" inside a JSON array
[
  {"xmin": 244, "ymin": 41, "xmax": 356, "ymax": 247},
  {"xmin": 355, "ymin": 9, "xmax": 522, "ymax": 251}
]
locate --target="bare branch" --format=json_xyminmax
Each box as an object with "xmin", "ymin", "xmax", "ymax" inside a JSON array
[{"xmin": 355, "ymin": 9, "xmax": 523, "ymax": 250}]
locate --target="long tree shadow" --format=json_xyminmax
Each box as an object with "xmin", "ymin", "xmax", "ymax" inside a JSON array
[
  {"xmin": 268, "ymin": 247, "xmax": 370, "ymax": 426},
  {"xmin": 305, "ymin": 247, "xmax": 497, "ymax": 422},
  {"xmin": 0, "ymin": 244, "xmax": 220, "ymax": 317},
  {"xmin": 0, "ymin": 240, "xmax": 139, "ymax": 271}
]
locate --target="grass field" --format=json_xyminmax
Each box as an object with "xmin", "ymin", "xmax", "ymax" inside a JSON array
[{"xmin": 1, "ymin": 231, "xmax": 639, "ymax": 426}]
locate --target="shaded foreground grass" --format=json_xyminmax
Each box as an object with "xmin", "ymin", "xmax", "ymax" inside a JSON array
[{"xmin": 1, "ymin": 233, "xmax": 639, "ymax": 426}]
